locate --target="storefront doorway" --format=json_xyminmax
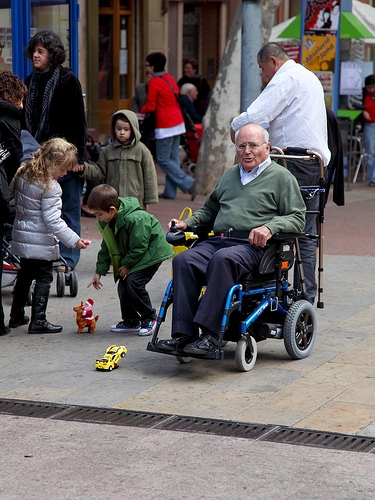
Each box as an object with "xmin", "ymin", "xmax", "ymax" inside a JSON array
[{"xmin": 98, "ymin": 0, "xmax": 133, "ymax": 134}]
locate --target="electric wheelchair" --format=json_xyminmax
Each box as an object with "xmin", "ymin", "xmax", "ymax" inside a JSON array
[{"xmin": 147, "ymin": 148, "xmax": 325, "ymax": 372}]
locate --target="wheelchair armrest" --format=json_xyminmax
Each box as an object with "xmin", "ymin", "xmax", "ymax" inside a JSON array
[
  {"xmin": 270, "ymin": 232, "xmax": 304, "ymax": 241},
  {"xmin": 166, "ymin": 223, "xmax": 213, "ymax": 247},
  {"xmin": 186, "ymin": 224, "xmax": 213, "ymax": 237}
]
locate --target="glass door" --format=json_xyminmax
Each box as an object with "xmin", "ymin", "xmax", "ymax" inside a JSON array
[
  {"xmin": 0, "ymin": 4, "xmax": 12, "ymax": 71},
  {"xmin": 7, "ymin": 0, "xmax": 78, "ymax": 80},
  {"xmin": 31, "ymin": 1, "xmax": 71, "ymax": 66}
]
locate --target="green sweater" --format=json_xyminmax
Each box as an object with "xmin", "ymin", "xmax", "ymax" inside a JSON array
[{"xmin": 185, "ymin": 161, "xmax": 306, "ymax": 235}]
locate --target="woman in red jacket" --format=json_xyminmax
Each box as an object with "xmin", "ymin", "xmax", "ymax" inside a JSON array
[{"xmin": 141, "ymin": 52, "xmax": 196, "ymax": 200}]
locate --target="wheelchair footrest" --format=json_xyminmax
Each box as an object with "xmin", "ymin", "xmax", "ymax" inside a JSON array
[{"xmin": 147, "ymin": 341, "xmax": 224, "ymax": 360}]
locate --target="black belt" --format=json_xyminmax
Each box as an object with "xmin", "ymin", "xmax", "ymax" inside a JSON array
[{"xmin": 214, "ymin": 230, "xmax": 249, "ymax": 238}]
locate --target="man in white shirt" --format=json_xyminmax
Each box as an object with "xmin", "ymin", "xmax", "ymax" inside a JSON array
[{"xmin": 231, "ymin": 42, "xmax": 330, "ymax": 304}]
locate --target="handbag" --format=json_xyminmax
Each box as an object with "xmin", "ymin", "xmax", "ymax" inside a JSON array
[
  {"xmin": 140, "ymin": 112, "xmax": 156, "ymax": 135},
  {"xmin": 140, "ymin": 112, "xmax": 156, "ymax": 156}
]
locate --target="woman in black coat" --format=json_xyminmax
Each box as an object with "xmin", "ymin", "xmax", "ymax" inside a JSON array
[
  {"xmin": 0, "ymin": 71, "xmax": 25, "ymax": 336},
  {"xmin": 24, "ymin": 30, "xmax": 87, "ymax": 271}
]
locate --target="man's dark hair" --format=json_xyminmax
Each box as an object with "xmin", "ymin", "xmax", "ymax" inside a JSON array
[
  {"xmin": 87, "ymin": 184, "xmax": 120, "ymax": 212},
  {"xmin": 146, "ymin": 52, "xmax": 166, "ymax": 72},
  {"xmin": 365, "ymin": 74, "xmax": 375, "ymax": 86},
  {"xmin": 25, "ymin": 30, "xmax": 67, "ymax": 67},
  {"xmin": 257, "ymin": 42, "xmax": 289, "ymax": 63}
]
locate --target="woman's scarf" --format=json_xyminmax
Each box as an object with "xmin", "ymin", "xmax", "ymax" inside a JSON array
[{"xmin": 25, "ymin": 65, "xmax": 61, "ymax": 142}]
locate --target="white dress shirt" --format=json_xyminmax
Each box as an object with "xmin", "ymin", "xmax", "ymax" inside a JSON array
[
  {"xmin": 231, "ymin": 60, "xmax": 331, "ymax": 166},
  {"xmin": 239, "ymin": 157, "xmax": 271, "ymax": 185}
]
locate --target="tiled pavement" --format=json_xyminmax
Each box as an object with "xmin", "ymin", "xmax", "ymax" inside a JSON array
[{"xmin": 1, "ymin": 173, "xmax": 375, "ymax": 498}]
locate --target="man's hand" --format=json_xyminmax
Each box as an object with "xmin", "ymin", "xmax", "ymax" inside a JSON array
[
  {"xmin": 249, "ymin": 225, "xmax": 272, "ymax": 248},
  {"xmin": 88, "ymin": 273, "xmax": 103, "ymax": 290},
  {"xmin": 168, "ymin": 219, "xmax": 188, "ymax": 231}
]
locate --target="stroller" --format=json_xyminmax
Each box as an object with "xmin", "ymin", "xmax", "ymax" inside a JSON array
[
  {"xmin": 177, "ymin": 99, "xmax": 202, "ymax": 174},
  {"xmin": 2, "ymin": 221, "xmax": 78, "ymax": 299},
  {"xmin": 2, "ymin": 223, "xmax": 20, "ymax": 289},
  {"xmin": 2, "ymin": 222, "xmax": 33, "ymax": 305},
  {"xmin": 179, "ymin": 117, "xmax": 202, "ymax": 175}
]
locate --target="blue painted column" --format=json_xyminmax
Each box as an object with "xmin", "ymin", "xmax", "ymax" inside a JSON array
[{"xmin": 11, "ymin": 0, "xmax": 31, "ymax": 79}]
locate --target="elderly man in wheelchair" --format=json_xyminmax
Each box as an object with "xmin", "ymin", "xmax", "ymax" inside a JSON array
[{"xmin": 148, "ymin": 123, "xmax": 320, "ymax": 371}]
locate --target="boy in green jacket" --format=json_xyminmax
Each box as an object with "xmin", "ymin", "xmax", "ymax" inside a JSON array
[{"xmin": 87, "ymin": 184, "xmax": 173, "ymax": 336}]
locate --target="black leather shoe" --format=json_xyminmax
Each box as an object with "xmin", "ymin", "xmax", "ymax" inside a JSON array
[
  {"xmin": 156, "ymin": 335, "xmax": 191, "ymax": 352},
  {"xmin": 184, "ymin": 334, "xmax": 219, "ymax": 355},
  {"xmin": 0, "ymin": 326, "xmax": 11, "ymax": 336},
  {"xmin": 9, "ymin": 315, "xmax": 29, "ymax": 328},
  {"xmin": 159, "ymin": 193, "xmax": 175, "ymax": 200},
  {"xmin": 28, "ymin": 320, "xmax": 63, "ymax": 334},
  {"xmin": 188, "ymin": 181, "xmax": 197, "ymax": 201}
]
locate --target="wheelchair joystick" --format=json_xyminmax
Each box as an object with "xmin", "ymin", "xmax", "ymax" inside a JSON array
[{"xmin": 166, "ymin": 220, "xmax": 187, "ymax": 246}]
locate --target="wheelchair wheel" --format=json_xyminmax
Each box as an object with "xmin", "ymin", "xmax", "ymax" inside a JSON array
[
  {"xmin": 176, "ymin": 356, "xmax": 192, "ymax": 364},
  {"xmin": 283, "ymin": 300, "xmax": 316, "ymax": 359},
  {"xmin": 69, "ymin": 271, "xmax": 78, "ymax": 297},
  {"xmin": 56, "ymin": 272, "xmax": 65, "ymax": 297},
  {"xmin": 235, "ymin": 336, "xmax": 257, "ymax": 372}
]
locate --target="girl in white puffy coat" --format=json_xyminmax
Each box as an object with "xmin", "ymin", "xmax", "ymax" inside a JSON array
[{"xmin": 9, "ymin": 138, "xmax": 88, "ymax": 334}]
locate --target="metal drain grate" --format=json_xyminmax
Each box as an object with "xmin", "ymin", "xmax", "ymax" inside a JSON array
[
  {"xmin": 263, "ymin": 428, "xmax": 375, "ymax": 453},
  {"xmin": 1, "ymin": 398, "xmax": 375, "ymax": 454}
]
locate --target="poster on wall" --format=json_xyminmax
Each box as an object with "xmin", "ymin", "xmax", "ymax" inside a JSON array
[
  {"xmin": 302, "ymin": 0, "xmax": 340, "ymax": 109},
  {"xmin": 304, "ymin": 0, "xmax": 340, "ymax": 35},
  {"xmin": 280, "ymin": 44, "xmax": 300, "ymax": 63},
  {"xmin": 302, "ymin": 35, "xmax": 336, "ymax": 72},
  {"xmin": 340, "ymin": 61, "xmax": 362, "ymax": 95}
]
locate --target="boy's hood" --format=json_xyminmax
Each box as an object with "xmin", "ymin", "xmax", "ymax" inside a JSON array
[
  {"xmin": 117, "ymin": 196, "xmax": 142, "ymax": 222},
  {"xmin": 110, "ymin": 109, "xmax": 141, "ymax": 144}
]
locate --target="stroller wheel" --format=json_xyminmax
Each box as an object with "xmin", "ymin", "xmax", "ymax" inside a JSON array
[
  {"xmin": 56, "ymin": 272, "xmax": 65, "ymax": 297},
  {"xmin": 70, "ymin": 271, "xmax": 78, "ymax": 297},
  {"xmin": 187, "ymin": 162, "xmax": 196, "ymax": 174}
]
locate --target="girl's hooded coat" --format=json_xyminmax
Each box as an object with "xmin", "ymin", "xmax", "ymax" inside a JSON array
[{"xmin": 81, "ymin": 110, "xmax": 158, "ymax": 210}]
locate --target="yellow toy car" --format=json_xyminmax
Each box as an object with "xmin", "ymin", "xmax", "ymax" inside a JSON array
[{"xmin": 95, "ymin": 345, "xmax": 127, "ymax": 371}]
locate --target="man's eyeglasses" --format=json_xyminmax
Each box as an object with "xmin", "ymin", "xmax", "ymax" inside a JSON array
[{"xmin": 236, "ymin": 142, "xmax": 266, "ymax": 152}]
